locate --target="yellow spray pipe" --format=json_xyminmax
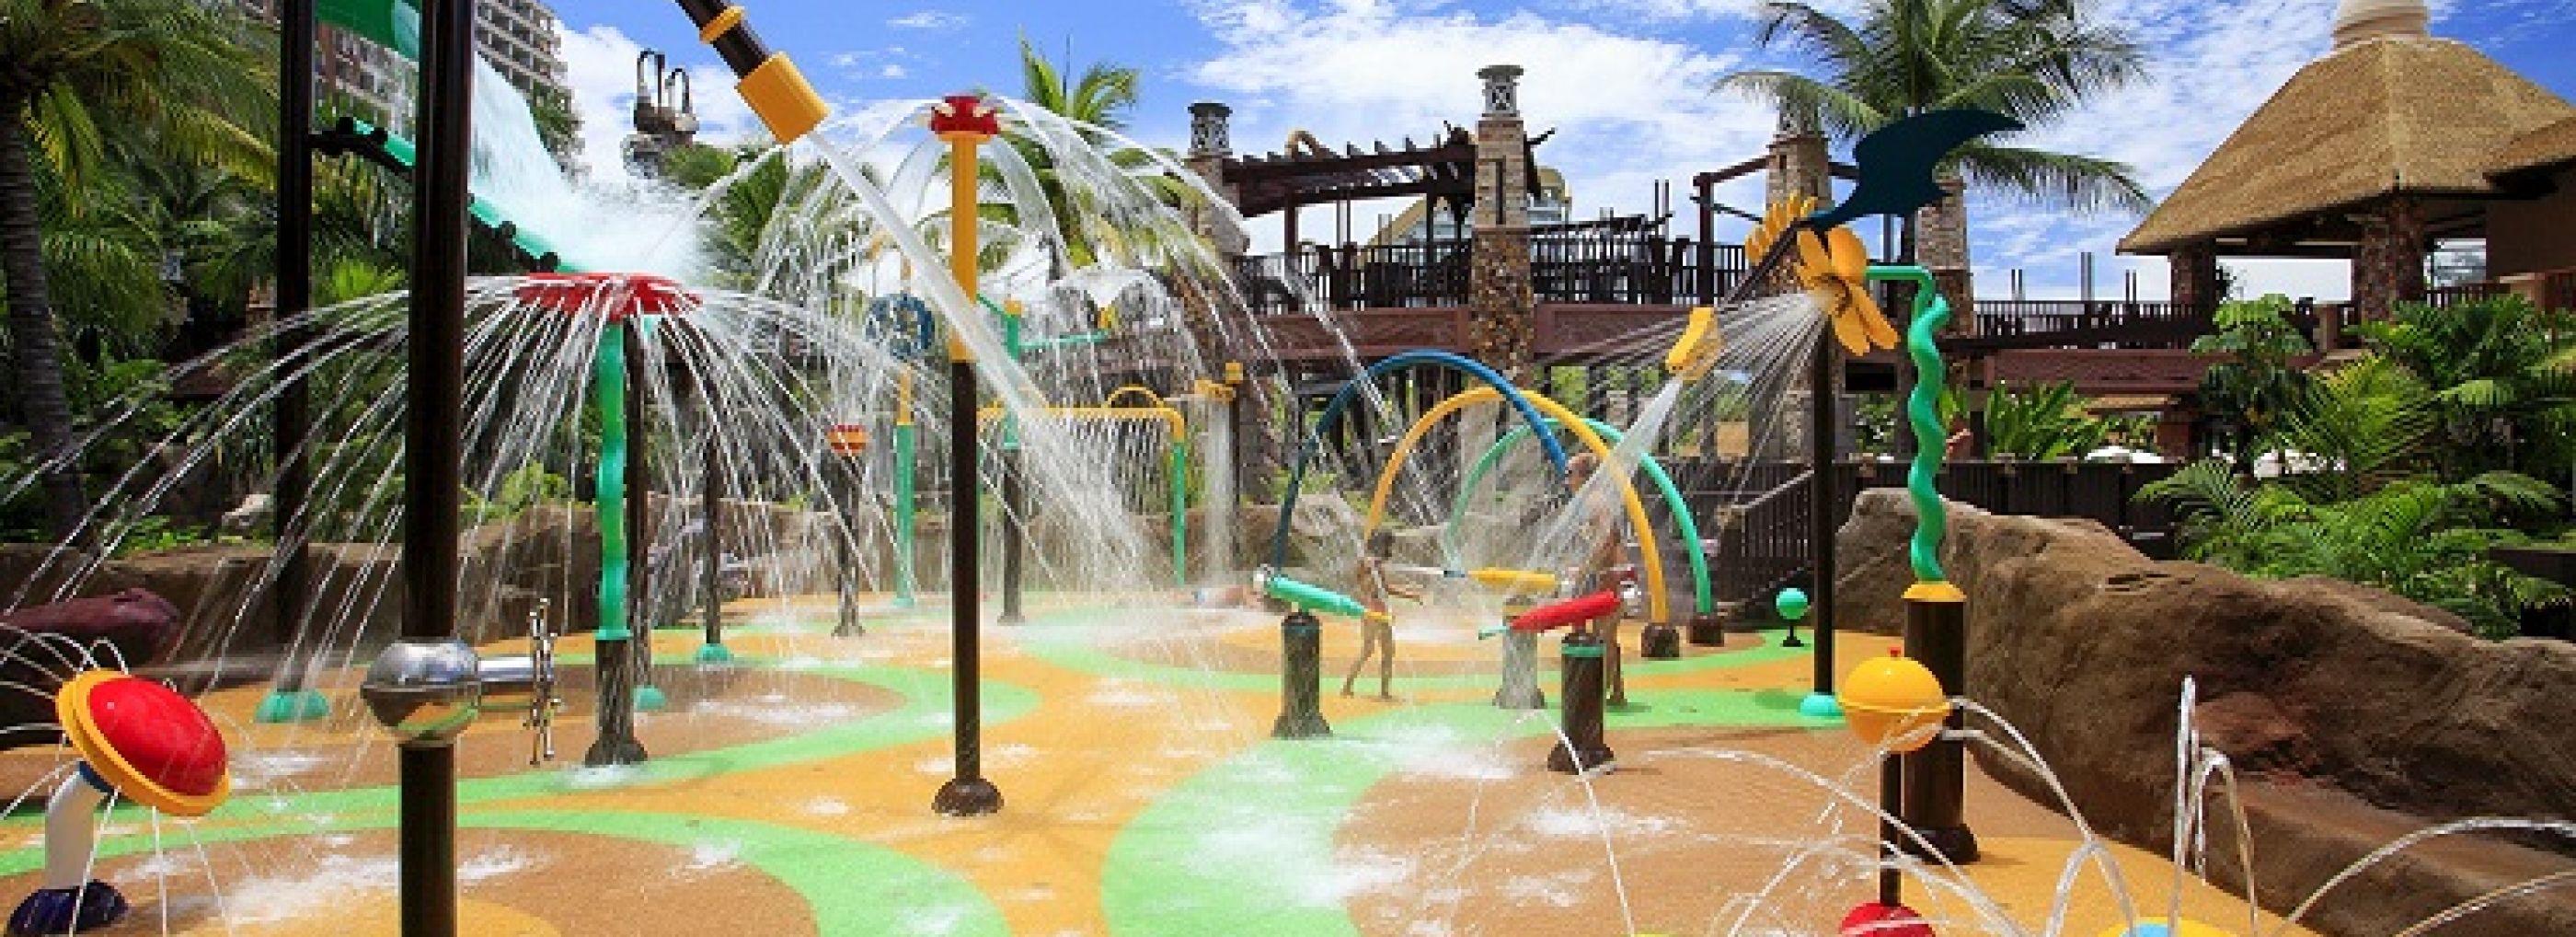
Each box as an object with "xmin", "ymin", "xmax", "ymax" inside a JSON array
[
  {"xmin": 1666, "ymin": 306, "xmax": 1723, "ymax": 382},
  {"xmin": 1363, "ymin": 387, "xmax": 1670, "ymax": 625},
  {"xmin": 676, "ymin": 2, "xmax": 828, "ymax": 145},
  {"xmin": 1102, "ymin": 385, "xmax": 1176, "ymax": 412},
  {"xmin": 1467, "ymin": 568, "xmax": 1558, "ymax": 595},
  {"xmin": 976, "ymin": 405, "xmax": 1185, "ymax": 438}
]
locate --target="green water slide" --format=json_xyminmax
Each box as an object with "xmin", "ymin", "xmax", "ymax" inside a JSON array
[{"xmin": 313, "ymin": 0, "xmax": 569, "ymax": 271}]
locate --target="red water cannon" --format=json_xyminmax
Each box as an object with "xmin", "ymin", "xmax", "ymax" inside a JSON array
[{"xmin": 1511, "ymin": 590, "xmax": 1622, "ymax": 633}]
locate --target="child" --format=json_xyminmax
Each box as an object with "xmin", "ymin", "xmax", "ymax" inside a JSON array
[{"xmin": 1345, "ymin": 529, "xmax": 1422, "ymax": 700}]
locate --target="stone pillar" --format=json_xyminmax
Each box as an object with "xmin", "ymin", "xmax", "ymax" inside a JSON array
[
  {"xmin": 2352, "ymin": 196, "xmax": 2426, "ymax": 322},
  {"xmin": 1469, "ymin": 64, "xmax": 1536, "ymax": 381},
  {"xmin": 2168, "ymin": 242, "xmax": 2222, "ymax": 313},
  {"xmin": 1766, "ymin": 109, "xmax": 1832, "ymax": 207},
  {"xmin": 1185, "ymin": 102, "xmax": 1248, "ymax": 257},
  {"xmin": 1916, "ymin": 175, "xmax": 1974, "ymax": 330},
  {"xmin": 1756, "ymin": 107, "xmax": 1841, "ymax": 461}
]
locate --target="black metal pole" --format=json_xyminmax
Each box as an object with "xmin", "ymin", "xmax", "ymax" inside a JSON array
[
  {"xmin": 268, "ymin": 0, "xmax": 317, "ymax": 704},
  {"xmin": 399, "ymin": 1, "xmax": 472, "ymax": 933},
  {"xmin": 1546, "ymin": 628, "xmax": 1615, "ymax": 773},
  {"xmin": 1696, "ymin": 174, "xmax": 1716, "ymax": 307},
  {"xmin": 998, "ymin": 445, "xmax": 1024, "ymax": 624},
  {"xmin": 627, "ymin": 328, "xmax": 659, "ymax": 706},
  {"xmin": 934, "ymin": 359, "xmax": 1002, "ymax": 815},
  {"xmin": 1879, "ymin": 753, "xmax": 1904, "ymax": 907},
  {"xmin": 1810, "ymin": 333, "xmax": 1837, "ymax": 700},
  {"xmin": 833, "ymin": 459, "xmax": 863, "ymax": 636},
  {"xmin": 699, "ymin": 367, "xmax": 724, "ymax": 656},
  {"xmin": 1271, "ymin": 609, "xmax": 1330, "ymax": 738},
  {"xmin": 1901, "ymin": 589, "xmax": 1977, "ymax": 862}
]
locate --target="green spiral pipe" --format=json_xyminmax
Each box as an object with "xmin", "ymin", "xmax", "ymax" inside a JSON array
[
  {"xmin": 1871, "ymin": 266, "xmax": 1949, "ymax": 583},
  {"xmin": 594, "ymin": 322, "xmax": 633, "ymax": 641}
]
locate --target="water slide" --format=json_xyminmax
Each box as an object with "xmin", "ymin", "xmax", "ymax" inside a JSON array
[
  {"xmin": 312, "ymin": 0, "xmax": 575, "ymax": 272},
  {"xmin": 311, "ymin": 118, "xmax": 569, "ymax": 272}
]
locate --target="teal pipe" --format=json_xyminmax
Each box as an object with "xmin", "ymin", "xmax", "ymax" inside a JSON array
[
  {"xmin": 894, "ymin": 422, "xmax": 916, "ymax": 607},
  {"xmin": 1870, "ymin": 265, "xmax": 1950, "ymax": 583},
  {"xmin": 1260, "ymin": 572, "xmax": 1365, "ymax": 619},
  {"xmin": 594, "ymin": 323, "xmax": 632, "ymax": 641},
  {"xmin": 1443, "ymin": 420, "xmax": 1713, "ymax": 616},
  {"xmin": 1168, "ymin": 442, "xmax": 1189, "ymax": 586}
]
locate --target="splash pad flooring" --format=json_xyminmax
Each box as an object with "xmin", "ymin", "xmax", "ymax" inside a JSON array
[{"xmin": 0, "ymin": 595, "xmax": 2313, "ymax": 935}]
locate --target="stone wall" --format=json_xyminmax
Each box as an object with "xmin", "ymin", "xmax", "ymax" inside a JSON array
[{"xmin": 1835, "ymin": 489, "xmax": 2576, "ymax": 935}]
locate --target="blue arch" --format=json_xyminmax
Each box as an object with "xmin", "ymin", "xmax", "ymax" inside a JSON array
[{"xmin": 1265, "ymin": 351, "xmax": 1570, "ymax": 570}]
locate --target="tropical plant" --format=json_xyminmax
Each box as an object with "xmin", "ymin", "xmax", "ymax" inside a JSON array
[
  {"xmin": 2351, "ymin": 295, "xmax": 2576, "ymax": 482},
  {"xmin": 2144, "ymin": 349, "xmax": 2570, "ymax": 636},
  {"xmin": 1716, "ymin": 0, "xmax": 2151, "ymax": 225},
  {"xmin": 992, "ymin": 38, "xmax": 1200, "ymax": 272},
  {"xmin": 0, "ymin": 0, "xmax": 274, "ymax": 542},
  {"xmin": 1982, "ymin": 379, "xmax": 2120, "ymax": 458},
  {"xmin": 2191, "ymin": 295, "xmax": 2314, "ymax": 469},
  {"xmin": 2141, "ymin": 458, "xmax": 2566, "ymax": 637}
]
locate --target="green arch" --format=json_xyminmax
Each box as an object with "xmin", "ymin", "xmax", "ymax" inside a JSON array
[{"xmin": 1445, "ymin": 419, "xmax": 1712, "ymax": 616}]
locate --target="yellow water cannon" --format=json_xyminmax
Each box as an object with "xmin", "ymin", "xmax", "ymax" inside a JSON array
[
  {"xmin": 1664, "ymin": 306, "xmax": 1723, "ymax": 382},
  {"xmin": 674, "ymin": 1, "xmax": 828, "ymax": 145}
]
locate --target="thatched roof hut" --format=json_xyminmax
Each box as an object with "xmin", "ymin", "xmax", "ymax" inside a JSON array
[{"xmin": 2118, "ymin": 0, "xmax": 2576, "ymax": 318}]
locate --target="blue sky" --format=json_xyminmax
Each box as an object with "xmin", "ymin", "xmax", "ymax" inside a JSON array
[{"xmin": 543, "ymin": 0, "xmax": 2576, "ymax": 300}]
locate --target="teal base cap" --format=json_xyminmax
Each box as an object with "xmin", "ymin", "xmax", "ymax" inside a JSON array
[
  {"xmin": 694, "ymin": 643, "xmax": 735, "ymax": 665},
  {"xmin": 253, "ymin": 688, "xmax": 330, "ymax": 723},
  {"xmin": 1799, "ymin": 691, "xmax": 1845, "ymax": 719},
  {"xmin": 634, "ymin": 685, "xmax": 669, "ymax": 711}
]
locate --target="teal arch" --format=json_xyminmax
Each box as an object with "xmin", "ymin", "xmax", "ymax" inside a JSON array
[{"xmin": 1444, "ymin": 419, "xmax": 1713, "ymax": 616}]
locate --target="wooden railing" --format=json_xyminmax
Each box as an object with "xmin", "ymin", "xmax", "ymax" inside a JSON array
[
  {"xmin": 1685, "ymin": 458, "xmax": 2186, "ymax": 612},
  {"xmin": 2544, "ymin": 269, "xmax": 2576, "ymax": 312},
  {"xmin": 1230, "ymin": 242, "xmax": 1469, "ymax": 315},
  {"xmin": 1532, "ymin": 232, "xmax": 1742, "ymax": 306},
  {"xmin": 1965, "ymin": 300, "xmax": 2214, "ymax": 351},
  {"xmin": 2424, "ymin": 282, "xmax": 2509, "ymax": 307}
]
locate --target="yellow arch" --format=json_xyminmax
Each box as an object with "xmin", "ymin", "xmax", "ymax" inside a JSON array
[
  {"xmin": 1101, "ymin": 385, "xmax": 1175, "ymax": 412},
  {"xmin": 1363, "ymin": 387, "xmax": 1670, "ymax": 625},
  {"xmin": 977, "ymin": 405, "xmax": 1185, "ymax": 437}
]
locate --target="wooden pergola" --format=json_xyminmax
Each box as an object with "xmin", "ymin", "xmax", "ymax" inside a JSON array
[{"xmin": 1218, "ymin": 125, "xmax": 1547, "ymax": 246}]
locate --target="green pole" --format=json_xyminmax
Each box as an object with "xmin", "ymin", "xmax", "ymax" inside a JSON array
[
  {"xmin": 595, "ymin": 325, "xmax": 631, "ymax": 644},
  {"xmin": 1168, "ymin": 441, "xmax": 1189, "ymax": 586},
  {"xmin": 1444, "ymin": 420, "xmax": 1714, "ymax": 617},
  {"xmin": 585, "ymin": 321, "xmax": 647, "ymax": 766}
]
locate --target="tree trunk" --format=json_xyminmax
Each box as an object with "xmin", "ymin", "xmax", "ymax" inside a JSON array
[{"xmin": 0, "ymin": 108, "xmax": 91, "ymax": 544}]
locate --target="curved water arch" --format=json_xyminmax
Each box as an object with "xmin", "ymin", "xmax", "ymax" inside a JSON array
[
  {"xmin": 1358, "ymin": 387, "xmax": 1671, "ymax": 626},
  {"xmin": 1442, "ymin": 419, "xmax": 1712, "ymax": 618},
  {"xmin": 1266, "ymin": 351, "xmax": 1570, "ymax": 571},
  {"xmin": 979, "ymin": 403, "xmax": 1190, "ymax": 584}
]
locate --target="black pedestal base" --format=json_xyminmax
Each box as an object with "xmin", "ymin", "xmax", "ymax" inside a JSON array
[
  {"xmin": 1685, "ymin": 614, "xmax": 1728, "ymax": 647},
  {"xmin": 1897, "ymin": 824, "xmax": 1979, "ymax": 864},
  {"xmin": 933, "ymin": 776, "xmax": 1004, "ymax": 816},
  {"xmin": 1639, "ymin": 622, "xmax": 1682, "ymax": 659}
]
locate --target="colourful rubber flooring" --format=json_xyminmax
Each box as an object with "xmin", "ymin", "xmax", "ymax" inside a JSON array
[{"xmin": 0, "ymin": 596, "xmax": 2313, "ymax": 935}]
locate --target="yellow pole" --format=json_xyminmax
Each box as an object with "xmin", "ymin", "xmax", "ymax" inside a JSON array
[{"xmin": 945, "ymin": 133, "xmax": 980, "ymax": 364}]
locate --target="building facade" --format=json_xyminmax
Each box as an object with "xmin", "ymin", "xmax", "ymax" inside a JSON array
[{"xmin": 241, "ymin": 0, "xmax": 575, "ymax": 147}]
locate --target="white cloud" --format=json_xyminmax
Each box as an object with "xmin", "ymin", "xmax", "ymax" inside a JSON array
[
  {"xmin": 1183, "ymin": 0, "xmax": 2411, "ymax": 301},
  {"xmin": 554, "ymin": 24, "xmax": 759, "ymax": 183},
  {"xmin": 889, "ymin": 10, "xmax": 969, "ymax": 30},
  {"xmin": 1187, "ymin": 0, "xmax": 1770, "ymax": 252},
  {"xmin": 881, "ymin": 64, "xmax": 910, "ymax": 79}
]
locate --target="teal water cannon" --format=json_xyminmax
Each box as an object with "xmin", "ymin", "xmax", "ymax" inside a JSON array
[{"xmin": 1253, "ymin": 567, "xmax": 1366, "ymax": 619}]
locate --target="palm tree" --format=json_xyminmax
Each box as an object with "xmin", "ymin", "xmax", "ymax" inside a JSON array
[
  {"xmin": 1717, "ymin": 0, "xmax": 2150, "ymax": 242},
  {"xmin": 0, "ymin": 0, "xmax": 272, "ymax": 542},
  {"xmin": 995, "ymin": 37, "xmax": 1199, "ymax": 272}
]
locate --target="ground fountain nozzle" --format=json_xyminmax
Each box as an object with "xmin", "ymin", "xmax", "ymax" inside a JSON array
[{"xmin": 14, "ymin": 671, "xmax": 236, "ymax": 934}]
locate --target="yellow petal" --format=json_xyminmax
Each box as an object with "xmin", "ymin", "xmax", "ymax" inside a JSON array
[
  {"xmin": 1828, "ymin": 226, "xmax": 1870, "ymax": 283},
  {"xmin": 1795, "ymin": 228, "xmax": 1832, "ymax": 283},
  {"xmin": 1857, "ymin": 292, "xmax": 1900, "ymax": 351},
  {"xmin": 1827, "ymin": 297, "xmax": 1872, "ymax": 355}
]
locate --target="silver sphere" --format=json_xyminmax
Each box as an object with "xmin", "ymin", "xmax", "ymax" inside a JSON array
[{"xmin": 361, "ymin": 638, "xmax": 484, "ymax": 744}]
